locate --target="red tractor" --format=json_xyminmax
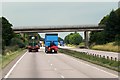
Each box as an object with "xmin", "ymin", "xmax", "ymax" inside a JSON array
[{"xmin": 27, "ymin": 42, "xmax": 40, "ymax": 52}]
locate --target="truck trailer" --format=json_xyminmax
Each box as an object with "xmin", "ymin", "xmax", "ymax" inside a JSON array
[{"xmin": 45, "ymin": 33, "xmax": 58, "ymax": 53}]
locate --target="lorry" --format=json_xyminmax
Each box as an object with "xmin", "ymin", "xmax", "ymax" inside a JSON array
[
  {"xmin": 45, "ymin": 33, "xmax": 58, "ymax": 53},
  {"xmin": 60, "ymin": 40, "xmax": 64, "ymax": 46}
]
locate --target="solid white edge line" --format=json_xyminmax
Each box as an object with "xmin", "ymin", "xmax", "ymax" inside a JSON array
[
  {"xmin": 4, "ymin": 51, "xmax": 28, "ymax": 78},
  {"xmin": 62, "ymin": 53, "xmax": 118, "ymax": 77}
]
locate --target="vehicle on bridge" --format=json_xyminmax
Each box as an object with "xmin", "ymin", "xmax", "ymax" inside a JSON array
[{"xmin": 45, "ymin": 33, "xmax": 58, "ymax": 53}]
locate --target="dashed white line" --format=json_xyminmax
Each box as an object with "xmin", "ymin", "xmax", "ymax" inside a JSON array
[{"xmin": 4, "ymin": 51, "xmax": 28, "ymax": 78}]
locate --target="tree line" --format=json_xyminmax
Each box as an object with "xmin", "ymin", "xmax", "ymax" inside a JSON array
[
  {"xmin": 1, "ymin": 17, "xmax": 27, "ymax": 55},
  {"xmin": 89, "ymin": 8, "xmax": 120, "ymax": 45},
  {"xmin": 1, "ymin": 17, "xmax": 41, "ymax": 55},
  {"xmin": 63, "ymin": 8, "xmax": 120, "ymax": 46}
]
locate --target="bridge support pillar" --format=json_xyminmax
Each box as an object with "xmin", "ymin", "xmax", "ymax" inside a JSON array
[{"xmin": 84, "ymin": 31, "xmax": 89, "ymax": 49}]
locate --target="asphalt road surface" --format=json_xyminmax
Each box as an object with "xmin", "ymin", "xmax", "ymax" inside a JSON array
[
  {"xmin": 4, "ymin": 47, "xmax": 118, "ymax": 78},
  {"xmin": 59, "ymin": 46, "xmax": 119, "ymax": 60}
]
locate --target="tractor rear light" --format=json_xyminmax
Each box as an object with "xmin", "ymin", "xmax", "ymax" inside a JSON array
[
  {"xmin": 28, "ymin": 46, "xmax": 31, "ymax": 48},
  {"xmin": 48, "ymin": 47, "xmax": 51, "ymax": 50},
  {"xmin": 36, "ymin": 45, "xmax": 38, "ymax": 47}
]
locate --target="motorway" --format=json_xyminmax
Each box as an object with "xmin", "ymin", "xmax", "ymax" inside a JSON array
[{"xmin": 3, "ymin": 47, "xmax": 118, "ymax": 78}]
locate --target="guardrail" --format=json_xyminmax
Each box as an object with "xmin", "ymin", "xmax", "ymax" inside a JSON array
[
  {"xmin": 59, "ymin": 46, "xmax": 119, "ymax": 61},
  {"xmin": 84, "ymin": 52, "xmax": 118, "ymax": 61},
  {"xmin": 59, "ymin": 48, "xmax": 120, "ymax": 72}
]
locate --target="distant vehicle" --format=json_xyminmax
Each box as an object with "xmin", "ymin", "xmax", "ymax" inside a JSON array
[
  {"xmin": 39, "ymin": 41, "xmax": 44, "ymax": 47},
  {"xmin": 60, "ymin": 41, "xmax": 64, "ymax": 46},
  {"xmin": 45, "ymin": 33, "xmax": 58, "ymax": 53}
]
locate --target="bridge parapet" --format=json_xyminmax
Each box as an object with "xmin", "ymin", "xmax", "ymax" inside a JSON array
[{"xmin": 13, "ymin": 25, "xmax": 104, "ymax": 33}]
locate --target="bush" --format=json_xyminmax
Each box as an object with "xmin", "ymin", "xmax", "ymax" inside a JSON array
[
  {"xmin": 115, "ymin": 34, "xmax": 120, "ymax": 46},
  {"xmin": 1, "ymin": 17, "xmax": 14, "ymax": 46},
  {"xmin": 89, "ymin": 31, "xmax": 106, "ymax": 45},
  {"xmin": 64, "ymin": 32, "xmax": 83, "ymax": 45},
  {"xmin": 10, "ymin": 38, "xmax": 25, "ymax": 48},
  {"xmin": 91, "ymin": 42, "xmax": 120, "ymax": 52},
  {"xmin": 4, "ymin": 45, "xmax": 19, "ymax": 54},
  {"xmin": 89, "ymin": 9, "xmax": 120, "ymax": 45}
]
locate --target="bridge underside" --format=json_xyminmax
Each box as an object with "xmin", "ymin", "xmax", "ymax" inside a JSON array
[
  {"xmin": 13, "ymin": 25, "xmax": 104, "ymax": 48},
  {"xmin": 13, "ymin": 26, "xmax": 104, "ymax": 33}
]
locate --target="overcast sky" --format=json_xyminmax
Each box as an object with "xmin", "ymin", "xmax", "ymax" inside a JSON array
[{"xmin": 1, "ymin": 2, "xmax": 118, "ymax": 39}]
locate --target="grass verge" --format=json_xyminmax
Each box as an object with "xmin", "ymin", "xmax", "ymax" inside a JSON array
[
  {"xmin": 91, "ymin": 42, "xmax": 120, "ymax": 52},
  {"xmin": 59, "ymin": 48, "xmax": 120, "ymax": 72},
  {"xmin": 0, "ymin": 49, "xmax": 26, "ymax": 69}
]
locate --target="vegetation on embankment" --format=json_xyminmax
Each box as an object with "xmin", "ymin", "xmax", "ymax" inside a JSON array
[
  {"xmin": 1, "ymin": 17, "xmax": 42, "ymax": 56},
  {"xmin": 89, "ymin": 8, "xmax": 120, "ymax": 46},
  {"xmin": 1, "ymin": 17, "xmax": 27, "ymax": 55},
  {"xmin": 66, "ymin": 42, "xmax": 86, "ymax": 48},
  {"xmin": 91, "ymin": 42, "xmax": 120, "ymax": 52},
  {"xmin": 63, "ymin": 8, "xmax": 120, "ymax": 53},
  {"xmin": 0, "ymin": 48, "xmax": 26, "ymax": 69},
  {"xmin": 0, "ymin": 17, "xmax": 28, "ymax": 69},
  {"xmin": 1, "ymin": 17, "xmax": 42, "ymax": 69},
  {"xmin": 66, "ymin": 42, "xmax": 119, "ymax": 52},
  {"xmin": 59, "ymin": 48, "xmax": 120, "ymax": 72}
]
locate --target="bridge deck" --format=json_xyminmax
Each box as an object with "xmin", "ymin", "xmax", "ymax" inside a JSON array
[{"xmin": 13, "ymin": 25, "xmax": 104, "ymax": 33}]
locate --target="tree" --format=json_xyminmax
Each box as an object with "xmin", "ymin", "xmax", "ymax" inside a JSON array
[
  {"xmin": 10, "ymin": 34, "xmax": 27, "ymax": 48},
  {"xmin": 64, "ymin": 32, "xmax": 83, "ymax": 45},
  {"xmin": 89, "ymin": 8, "xmax": 120, "ymax": 45},
  {"xmin": 2, "ymin": 17, "xmax": 14, "ymax": 46},
  {"xmin": 89, "ymin": 31, "xmax": 106, "ymax": 45},
  {"xmin": 99, "ymin": 15, "xmax": 109, "ymax": 25},
  {"xmin": 64, "ymin": 35, "xmax": 70, "ymax": 44},
  {"xmin": 104, "ymin": 10, "xmax": 119, "ymax": 42},
  {"xmin": 58, "ymin": 37, "xmax": 64, "ymax": 42},
  {"xmin": 115, "ymin": 8, "xmax": 120, "ymax": 35},
  {"xmin": 64, "ymin": 33, "xmax": 73, "ymax": 44},
  {"xmin": 69, "ymin": 33, "xmax": 83, "ymax": 45}
]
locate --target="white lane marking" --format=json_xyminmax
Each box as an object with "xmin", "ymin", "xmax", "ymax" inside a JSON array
[
  {"xmin": 62, "ymin": 54, "xmax": 118, "ymax": 77},
  {"xmin": 4, "ymin": 51, "xmax": 28, "ymax": 78},
  {"xmin": 60, "ymin": 75, "xmax": 64, "ymax": 78}
]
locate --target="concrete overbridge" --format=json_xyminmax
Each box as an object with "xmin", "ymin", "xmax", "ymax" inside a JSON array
[{"xmin": 12, "ymin": 25, "xmax": 105, "ymax": 48}]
